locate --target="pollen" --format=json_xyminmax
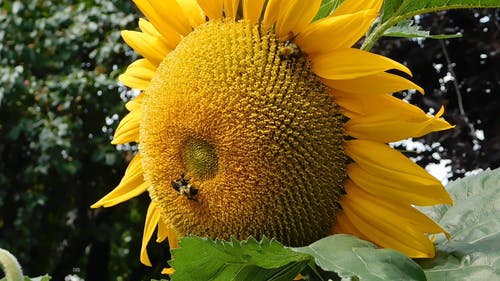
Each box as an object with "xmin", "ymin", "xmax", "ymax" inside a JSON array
[{"xmin": 140, "ymin": 20, "xmax": 347, "ymax": 246}]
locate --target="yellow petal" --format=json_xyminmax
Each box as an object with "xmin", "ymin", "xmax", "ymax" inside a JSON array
[
  {"xmin": 329, "ymin": 90, "xmax": 366, "ymax": 118},
  {"xmin": 121, "ymin": 31, "xmax": 170, "ymax": 65},
  {"xmin": 345, "ymin": 140, "xmax": 453, "ymax": 205},
  {"xmin": 119, "ymin": 59, "xmax": 156, "ymax": 90},
  {"xmin": 138, "ymin": 18, "xmax": 179, "ymax": 50},
  {"xmin": 262, "ymin": 0, "xmax": 284, "ymax": 26},
  {"xmin": 335, "ymin": 93, "xmax": 454, "ymax": 142},
  {"xmin": 147, "ymin": 0, "xmax": 192, "ymax": 36},
  {"xmin": 112, "ymin": 108, "xmax": 141, "ymax": 144},
  {"xmin": 296, "ymin": 9, "xmax": 378, "ymax": 54},
  {"xmin": 331, "ymin": 210, "xmax": 368, "ymax": 241},
  {"xmin": 157, "ymin": 220, "xmax": 169, "ymax": 243},
  {"xmin": 132, "ymin": 0, "xmax": 182, "ymax": 46},
  {"xmin": 119, "ymin": 74, "xmax": 149, "ymax": 90},
  {"xmin": 138, "ymin": 18, "xmax": 161, "ymax": 37},
  {"xmin": 243, "ymin": 0, "xmax": 265, "ymax": 24},
  {"xmin": 91, "ymin": 154, "xmax": 148, "ymax": 208},
  {"xmin": 342, "ymin": 201, "xmax": 435, "ymax": 258},
  {"xmin": 332, "ymin": 0, "xmax": 382, "ymax": 16},
  {"xmin": 346, "ymin": 112, "xmax": 454, "ymax": 142},
  {"xmin": 294, "ymin": 274, "xmax": 304, "ymax": 281},
  {"xmin": 346, "ymin": 180, "xmax": 448, "ymax": 235},
  {"xmin": 346, "ymin": 106, "xmax": 454, "ymax": 143},
  {"xmin": 348, "ymin": 163, "xmax": 452, "ymax": 206},
  {"xmin": 141, "ymin": 201, "xmax": 161, "ymax": 266},
  {"xmin": 196, "ymin": 0, "xmax": 224, "ymax": 20},
  {"xmin": 340, "ymin": 181, "xmax": 439, "ymax": 258},
  {"xmin": 333, "ymin": 91, "xmax": 419, "ymax": 118},
  {"xmin": 157, "ymin": 218, "xmax": 179, "ymax": 247},
  {"xmin": 223, "ymin": 0, "xmax": 239, "ymax": 18},
  {"xmin": 275, "ymin": 0, "xmax": 321, "ymax": 40},
  {"xmin": 311, "ymin": 48, "xmax": 412, "ymax": 80},
  {"xmin": 323, "ymin": 72, "xmax": 423, "ymax": 96},
  {"xmin": 177, "ymin": 0, "xmax": 206, "ymax": 27},
  {"xmin": 125, "ymin": 92, "xmax": 145, "ymax": 112},
  {"xmin": 162, "ymin": 267, "xmax": 175, "ymax": 275},
  {"xmin": 168, "ymin": 229, "xmax": 179, "ymax": 249}
]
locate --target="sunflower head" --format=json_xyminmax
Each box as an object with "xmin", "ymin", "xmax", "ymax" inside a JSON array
[
  {"xmin": 92, "ymin": 0, "xmax": 454, "ymax": 266},
  {"xmin": 140, "ymin": 19, "xmax": 347, "ymax": 246}
]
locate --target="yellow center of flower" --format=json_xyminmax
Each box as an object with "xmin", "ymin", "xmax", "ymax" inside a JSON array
[{"xmin": 140, "ymin": 20, "xmax": 347, "ymax": 246}]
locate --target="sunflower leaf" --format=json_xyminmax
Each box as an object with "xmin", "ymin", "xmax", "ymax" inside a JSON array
[
  {"xmin": 168, "ymin": 236, "xmax": 312, "ymax": 281},
  {"xmin": 418, "ymin": 168, "xmax": 500, "ymax": 280},
  {"xmin": 383, "ymin": 20, "xmax": 462, "ymax": 39},
  {"xmin": 362, "ymin": 0, "xmax": 500, "ymax": 50},
  {"xmin": 313, "ymin": 0, "xmax": 343, "ymax": 21},
  {"xmin": 292, "ymin": 234, "xmax": 427, "ymax": 281},
  {"xmin": 380, "ymin": 0, "xmax": 500, "ymax": 23}
]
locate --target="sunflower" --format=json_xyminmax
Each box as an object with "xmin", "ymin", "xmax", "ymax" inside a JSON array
[{"xmin": 92, "ymin": 0, "xmax": 454, "ymax": 267}]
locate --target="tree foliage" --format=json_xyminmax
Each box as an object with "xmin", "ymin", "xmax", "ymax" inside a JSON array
[{"xmin": 0, "ymin": 0, "xmax": 168, "ymax": 279}]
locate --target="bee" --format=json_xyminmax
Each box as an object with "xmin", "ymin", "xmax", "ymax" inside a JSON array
[
  {"xmin": 171, "ymin": 172, "xmax": 198, "ymax": 200},
  {"xmin": 278, "ymin": 41, "xmax": 302, "ymax": 60}
]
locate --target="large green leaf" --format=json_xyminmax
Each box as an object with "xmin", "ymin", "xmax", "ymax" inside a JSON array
[
  {"xmin": 292, "ymin": 234, "xmax": 427, "ymax": 281},
  {"xmin": 169, "ymin": 236, "xmax": 312, "ymax": 281},
  {"xmin": 418, "ymin": 168, "xmax": 500, "ymax": 280}
]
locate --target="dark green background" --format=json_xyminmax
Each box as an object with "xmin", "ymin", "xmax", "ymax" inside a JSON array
[{"xmin": 0, "ymin": 0, "xmax": 498, "ymax": 280}]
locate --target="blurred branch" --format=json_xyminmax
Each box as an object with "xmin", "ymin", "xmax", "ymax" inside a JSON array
[
  {"xmin": 439, "ymin": 40, "xmax": 466, "ymax": 116},
  {"xmin": 439, "ymin": 39, "xmax": 477, "ymax": 137}
]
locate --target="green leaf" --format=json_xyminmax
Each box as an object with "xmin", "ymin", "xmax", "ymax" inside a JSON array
[
  {"xmin": 362, "ymin": 0, "xmax": 500, "ymax": 50},
  {"xmin": 380, "ymin": 0, "xmax": 404, "ymax": 24},
  {"xmin": 383, "ymin": 20, "xmax": 462, "ymax": 39},
  {"xmin": 169, "ymin": 236, "xmax": 312, "ymax": 281},
  {"xmin": 292, "ymin": 234, "xmax": 427, "ymax": 281},
  {"xmin": 418, "ymin": 168, "xmax": 500, "ymax": 280},
  {"xmin": 382, "ymin": 0, "xmax": 500, "ymax": 22},
  {"xmin": 313, "ymin": 0, "xmax": 344, "ymax": 21}
]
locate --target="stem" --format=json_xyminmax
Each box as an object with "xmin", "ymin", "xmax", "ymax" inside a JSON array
[
  {"xmin": 0, "ymin": 248, "xmax": 24, "ymax": 281},
  {"xmin": 361, "ymin": 17, "xmax": 401, "ymax": 51},
  {"xmin": 361, "ymin": 0, "xmax": 413, "ymax": 51}
]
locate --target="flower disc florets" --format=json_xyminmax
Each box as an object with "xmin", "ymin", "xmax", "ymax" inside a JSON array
[{"xmin": 140, "ymin": 20, "xmax": 347, "ymax": 246}]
